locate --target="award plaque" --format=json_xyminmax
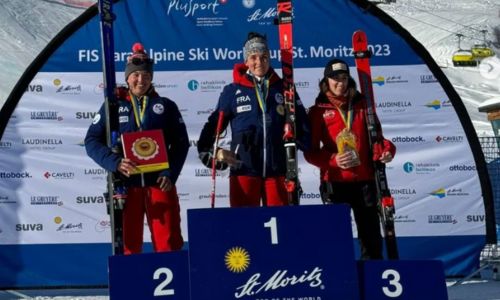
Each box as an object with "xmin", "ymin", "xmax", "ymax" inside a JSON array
[{"xmin": 121, "ymin": 129, "xmax": 169, "ymax": 174}]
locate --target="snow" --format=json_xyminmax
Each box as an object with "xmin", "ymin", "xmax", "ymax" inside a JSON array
[
  {"xmin": 378, "ymin": 0, "xmax": 500, "ymax": 136},
  {"xmin": 0, "ymin": 0, "xmax": 499, "ymax": 298}
]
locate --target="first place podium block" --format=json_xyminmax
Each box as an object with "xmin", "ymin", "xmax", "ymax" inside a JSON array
[{"xmin": 188, "ymin": 204, "xmax": 360, "ymax": 300}]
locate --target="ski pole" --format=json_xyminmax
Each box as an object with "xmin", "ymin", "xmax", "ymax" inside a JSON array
[{"xmin": 210, "ymin": 111, "xmax": 224, "ymax": 208}]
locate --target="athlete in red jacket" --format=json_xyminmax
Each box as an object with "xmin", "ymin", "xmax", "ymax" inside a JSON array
[{"xmin": 304, "ymin": 59, "xmax": 396, "ymax": 259}]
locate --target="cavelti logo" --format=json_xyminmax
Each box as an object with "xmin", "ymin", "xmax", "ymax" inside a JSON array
[{"xmin": 44, "ymin": 172, "xmax": 75, "ymax": 179}]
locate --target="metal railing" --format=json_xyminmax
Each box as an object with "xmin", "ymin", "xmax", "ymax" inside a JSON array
[{"xmin": 479, "ymin": 136, "xmax": 500, "ymax": 228}]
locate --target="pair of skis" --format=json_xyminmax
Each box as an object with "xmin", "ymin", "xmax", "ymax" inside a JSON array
[
  {"xmin": 276, "ymin": 0, "xmax": 301, "ymax": 206},
  {"xmin": 98, "ymin": 0, "xmax": 124, "ymax": 255},
  {"xmin": 353, "ymin": 30, "xmax": 399, "ymax": 260}
]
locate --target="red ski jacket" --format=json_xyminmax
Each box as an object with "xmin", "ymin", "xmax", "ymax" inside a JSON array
[{"xmin": 304, "ymin": 91, "xmax": 395, "ymax": 182}]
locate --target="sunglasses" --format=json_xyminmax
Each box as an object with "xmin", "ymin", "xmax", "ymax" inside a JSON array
[{"xmin": 130, "ymin": 57, "xmax": 154, "ymax": 65}]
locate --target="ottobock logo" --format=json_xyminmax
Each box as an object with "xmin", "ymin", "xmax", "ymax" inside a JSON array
[
  {"xmin": 0, "ymin": 172, "xmax": 32, "ymax": 179},
  {"xmin": 391, "ymin": 136, "xmax": 425, "ymax": 143}
]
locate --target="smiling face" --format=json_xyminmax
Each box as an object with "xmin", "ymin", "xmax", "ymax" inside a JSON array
[
  {"xmin": 245, "ymin": 52, "xmax": 270, "ymax": 78},
  {"xmin": 127, "ymin": 71, "xmax": 152, "ymax": 97},
  {"xmin": 327, "ymin": 74, "xmax": 349, "ymax": 97}
]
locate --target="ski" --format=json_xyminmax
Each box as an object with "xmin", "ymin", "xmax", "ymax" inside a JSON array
[
  {"xmin": 276, "ymin": 0, "xmax": 300, "ymax": 205},
  {"xmin": 352, "ymin": 30, "xmax": 399, "ymax": 259},
  {"xmin": 98, "ymin": 0, "xmax": 125, "ymax": 255}
]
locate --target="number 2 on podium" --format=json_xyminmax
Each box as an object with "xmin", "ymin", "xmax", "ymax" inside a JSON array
[
  {"xmin": 153, "ymin": 267, "xmax": 174, "ymax": 296},
  {"xmin": 264, "ymin": 217, "xmax": 278, "ymax": 245}
]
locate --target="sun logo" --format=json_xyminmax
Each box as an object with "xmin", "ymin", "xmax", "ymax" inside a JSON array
[{"xmin": 225, "ymin": 247, "xmax": 250, "ymax": 273}]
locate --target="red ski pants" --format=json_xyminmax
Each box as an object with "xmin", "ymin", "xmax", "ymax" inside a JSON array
[
  {"xmin": 229, "ymin": 175, "xmax": 288, "ymax": 207},
  {"xmin": 122, "ymin": 186, "xmax": 183, "ymax": 255}
]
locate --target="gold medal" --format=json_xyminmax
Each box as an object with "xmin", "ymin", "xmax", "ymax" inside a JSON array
[{"xmin": 336, "ymin": 128, "xmax": 360, "ymax": 167}]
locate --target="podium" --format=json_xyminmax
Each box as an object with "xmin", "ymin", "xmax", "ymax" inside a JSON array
[
  {"xmin": 108, "ymin": 251, "xmax": 189, "ymax": 300},
  {"xmin": 108, "ymin": 204, "xmax": 448, "ymax": 299},
  {"xmin": 188, "ymin": 204, "xmax": 359, "ymax": 299}
]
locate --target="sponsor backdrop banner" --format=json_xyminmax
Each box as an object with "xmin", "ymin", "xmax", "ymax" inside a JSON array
[{"xmin": 0, "ymin": 0, "xmax": 486, "ymax": 285}]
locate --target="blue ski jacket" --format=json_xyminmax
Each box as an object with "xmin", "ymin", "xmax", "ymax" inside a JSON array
[
  {"xmin": 197, "ymin": 63, "xmax": 310, "ymax": 177},
  {"xmin": 85, "ymin": 87, "xmax": 190, "ymax": 186}
]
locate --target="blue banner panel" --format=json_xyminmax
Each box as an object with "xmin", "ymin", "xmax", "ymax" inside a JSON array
[
  {"xmin": 358, "ymin": 260, "xmax": 448, "ymax": 300},
  {"xmin": 41, "ymin": 0, "xmax": 421, "ymax": 73},
  {"xmin": 188, "ymin": 204, "xmax": 359, "ymax": 300},
  {"xmin": 108, "ymin": 250, "xmax": 190, "ymax": 300}
]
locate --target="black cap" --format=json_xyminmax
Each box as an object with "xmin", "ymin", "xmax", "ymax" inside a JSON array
[
  {"xmin": 323, "ymin": 59, "xmax": 350, "ymax": 78},
  {"xmin": 125, "ymin": 42, "xmax": 154, "ymax": 80}
]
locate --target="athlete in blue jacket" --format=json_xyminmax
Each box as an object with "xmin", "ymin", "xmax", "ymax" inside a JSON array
[
  {"xmin": 198, "ymin": 32, "xmax": 310, "ymax": 207},
  {"xmin": 85, "ymin": 43, "xmax": 189, "ymax": 254}
]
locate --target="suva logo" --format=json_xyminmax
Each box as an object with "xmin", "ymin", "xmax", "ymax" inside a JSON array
[
  {"xmin": 403, "ymin": 162, "xmax": 414, "ymax": 173},
  {"xmin": 26, "ymin": 84, "xmax": 43, "ymax": 93},
  {"xmin": 76, "ymin": 196, "xmax": 105, "ymax": 204},
  {"xmin": 76, "ymin": 112, "xmax": 97, "ymax": 119},
  {"xmin": 188, "ymin": 80, "xmax": 199, "ymax": 91},
  {"xmin": 16, "ymin": 224, "xmax": 43, "ymax": 231},
  {"xmin": 466, "ymin": 215, "xmax": 485, "ymax": 222}
]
